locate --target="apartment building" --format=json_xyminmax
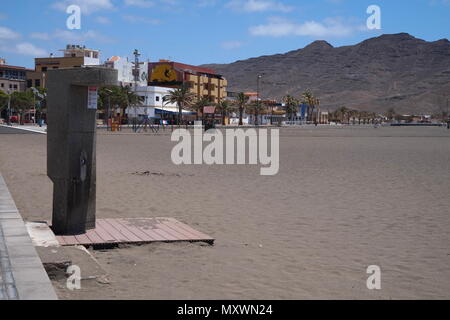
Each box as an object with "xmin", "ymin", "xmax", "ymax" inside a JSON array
[
  {"xmin": 0, "ymin": 59, "xmax": 31, "ymax": 93},
  {"xmin": 27, "ymin": 44, "xmax": 100, "ymax": 88},
  {"xmin": 104, "ymin": 56, "xmax": 148, "ymax": 87},
  {"xmin": 148, "ymin": 60, "xmax": 227, "ymax": 104}
]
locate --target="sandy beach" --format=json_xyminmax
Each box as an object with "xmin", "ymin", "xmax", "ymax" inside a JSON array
[{"xmin": 1, "ymin": 125, "xmax": 449, "ymax": 300}]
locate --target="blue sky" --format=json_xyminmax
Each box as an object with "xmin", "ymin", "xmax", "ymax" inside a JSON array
[{"xmin": 0, "ymin": 0, "xmax": 449, "ymax": 69}]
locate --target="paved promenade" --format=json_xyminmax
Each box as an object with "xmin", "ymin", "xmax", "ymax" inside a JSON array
[{"xmin": 0, "ymin": 172, "xmax": 57, "ymax": 300}]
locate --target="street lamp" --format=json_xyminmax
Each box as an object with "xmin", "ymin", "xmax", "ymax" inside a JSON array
[
  {"xmin": 447, "ymin": 97, "xmax": 449, "ymax": 118},
  {"xmin": 447, "ymin": 97, "xmax": 450, "ymax": 129},
  {"xmin": 161, "ymin": 94, "xmax": 165, "ymax": 128},
  {"xmin": 7, "ymin": 89, "xmax": 11, "ymax": 126},
  {"xmin": 104, "ymin": 88, "xmax": 113, "ymax": 131},
  {"xmin": 256, "ymin": 74, "xmax": 263, "ymax": 126},
  {"xmin": 31, "ymin": 87, "xmax": 45, "ymax": 125}
]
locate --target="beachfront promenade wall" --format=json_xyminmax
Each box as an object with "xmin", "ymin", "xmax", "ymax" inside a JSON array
[{"xmin": 0, "ymin": 172, "xmax": 57, "ymax": 300}]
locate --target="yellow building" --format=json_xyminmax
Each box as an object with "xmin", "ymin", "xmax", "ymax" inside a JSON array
[{"xmin": 149, "ymin": 60, "xmax": 227, "ymax": 104}]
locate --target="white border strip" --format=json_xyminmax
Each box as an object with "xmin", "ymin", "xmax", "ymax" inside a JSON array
[{"xmin": 0, "ymin": 125, "xmax": 47, "ymax": 135}]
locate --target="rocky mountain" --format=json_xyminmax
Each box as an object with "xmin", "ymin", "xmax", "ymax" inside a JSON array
[{"xmin": 203, "ymin": 33, "xmax": 450, "ymax": 114}]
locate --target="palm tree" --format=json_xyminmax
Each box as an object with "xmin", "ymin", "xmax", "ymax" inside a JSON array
[
  {"xmin": 385, "ymin": 108, "xmax": 396, "ymax": 122},
  {"xmin": 99, "ymin": 85, "xmax": 143, "ymax": 124},
  {"xmin": 283, "ymin": 95, "xmax": 299, "ymax": 122},
  {"xmin": 216, "ymin": 100, "xmax": 234, "ymax": 126},
  {"xmin": 347, "ymin": 109, "xmax": 358, "ymax": 124},
  {"xmin": 122, "ymin": 85, "xmax": 143, "ymax": 109},
  {"xmin": 122, "ymin": 86, "xmax": 144, "ymax": 130},
  {"xmin": 301, "ymin": 90, "xmax": 319, "ymax": 122},
  {"xmin": 236, "ymin": 92, "xmax": 249, "ymax": 126},
  {"xmin": 247, "ymin": 101, "xmax": 267, "ymax": 125},
  {"xmin": 0, "ymin": 90, "xmax": 8, "ymax": 111},
  {"xmin": 191, "ymin": 96, "xmax": 211, "ymax": 121},
  {"xmin": 336, "ymin": 106, "xmax": 349, "ymax": 124},
  {"xmin": 31, "ymin": 87, "xmax": 47, "ymax": 124},
  {"xmin": 370, "ymin": 112, "xmax": 377, "ymax": 124},
  {"xmin": 10, "ymin": 90, "xmax": 35, "ymax": 124},
  {"xmin": 163, "ymin": 84, "xmax": 196, "ymax": 126}
]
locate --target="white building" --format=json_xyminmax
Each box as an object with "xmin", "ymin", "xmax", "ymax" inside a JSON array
[
  {"xmin": 126, "ymin": 86, "xmax": 194, "ymax": 119},
  {"xmin": 105, "ymin": 56, "xmax": 148, "ymax": 87},
  {"xmin": 61, "ymin": 44, "xmax": 100, "ymax": 66}
]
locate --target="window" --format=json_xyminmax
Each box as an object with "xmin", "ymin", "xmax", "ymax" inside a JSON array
[
  {"xmin": 53, "ymin": 66, "xmax": 59, "ymax": 69},
  {"xmin": 156, "ymin": 96, "xmax": 160, "ymax": 102},
  {"xmin": 13, "ymin": 84, "xmax": 18, "ymax": 89},
  {"xmin": 1, "ymin": 83, "xmax": 4, "ymax": 88},
  {"xmin": 35, "ymin": 79, "xmax": 40, "ymax": 87},
  {"xmin": 9, "ymin": 84, "xmax": 12, "ymax": 89},
  {"xmin": 27, "ymin": 80, "xmax": 32, "ymax": 88},
  {"xmin": 41, "ymin": 67, "xmax": 48, "ymax": 72}
]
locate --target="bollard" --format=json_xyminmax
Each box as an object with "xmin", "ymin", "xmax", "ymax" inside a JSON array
[{"xmin": 47, "ymin": 67, "xmax": 118, "ymax": 235}]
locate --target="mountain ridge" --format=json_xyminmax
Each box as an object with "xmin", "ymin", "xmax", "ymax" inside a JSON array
[{"xmin": 202, "ymin": 33, "xmax": 450, "ymax": 114}]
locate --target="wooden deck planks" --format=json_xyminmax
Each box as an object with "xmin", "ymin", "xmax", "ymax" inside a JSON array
[
  {"xmin": 55, "ymin": 218, "xmax": 214, "ymax": 246},
  {"xmin": 166, "ymin": 218, "xmax": 214, "ymax": 241}
]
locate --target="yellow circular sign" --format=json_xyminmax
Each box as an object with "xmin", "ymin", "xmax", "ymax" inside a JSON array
[{"xmin": 151, "ymin": 64, "xmax": 177, "ymax": 82}]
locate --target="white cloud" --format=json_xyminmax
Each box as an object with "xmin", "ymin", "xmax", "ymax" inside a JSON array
[
  {"xmin": 124, "ymin": 0, "xmax": 155, "ymax": 8},
  {"xmin": 30, "ymin": 29, "xmax": 114, "ymax": 43},
  {"xmin": 123, "ymin": 15, "xmax": 161, "ymax": 24},
  {"xmin": 51, "ymin": 0, "xmax": 114, "ymax": 15},
  {"xmin": 30, "ymin": 32, "xmax": 51, "ymax": 40},
  {"xmin": 15, "ymin": 43, "xmax": 48, "ymax": 56},
  {"xmin": 221, "ymin": 40, "xmax": 245, "ymax": 50},
  {"xmin": 0, "ymin": 26, "xmax": 21, "ymax": 40},
  {"xmin": 226, "ymin": 0, "xmax": 293, "ymax": 13},
  {"xmin": 249, "ymin": 17, "xmax": 362, "ymax": 38},
  {"xmin": 0, "ymin": 27, "xmax": 47, "ymax": 57},
  {"xmin": 0, "ymin": 41, "xmax": 47, "ymax": 57},
  {"xmin": 52, "ymin": 29, "xmax": 114, "ymax": 43}
]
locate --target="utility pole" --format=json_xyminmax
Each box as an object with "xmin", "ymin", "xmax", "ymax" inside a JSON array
[
  {"xmin": 133, "ymin": 49, "xmax": 141, "ymax": 92},
  {"xmin": 132, "ymin": 49, "xmax": 141, "ymax": 132}
]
